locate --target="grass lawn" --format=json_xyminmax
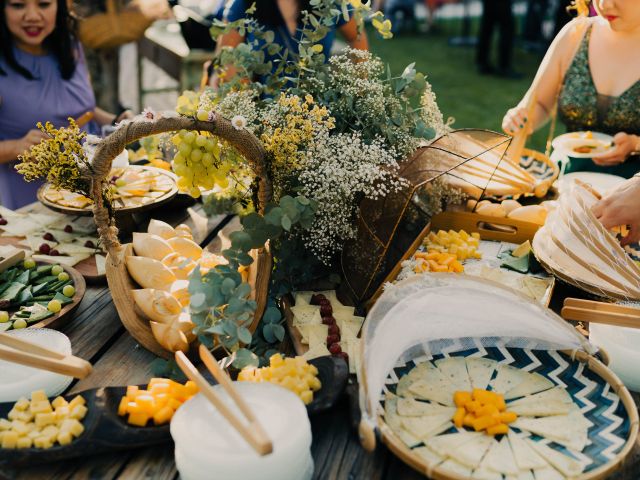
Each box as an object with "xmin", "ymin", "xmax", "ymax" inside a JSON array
[{"xmin": 367, "ymin": 21, "xmax": 561, "ymax": 152}]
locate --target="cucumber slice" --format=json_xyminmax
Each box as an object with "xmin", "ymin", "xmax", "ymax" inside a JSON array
[
  {"xmin": 39, "ymin": 275, "xmax": 58, "ymax": 284},
  {"xmin": 16, "ymin": 285, "xmax": 33, "ymax": 306},
  {"xmin": 0, "ymin": 322, "xmax": 11, "ymax": 332},
  {"xmin": 28, "ymin": 310, "xmax": 54, "ymax": 323},
  {"xmin": 32, "ymin": 282, "xmax": 49, "ymax": 296},
  {"xmin": 0, "ymin": 283, "xmax": 25, "ymax": 302},
  {"xmin": 36, "ymin": 265, "xmax": 53, "ymax": 274},
  {"xmin": 15, "ymin": 270, "xmax": 30, "ymax": 285},
  {"xmin": 52, "ymin": 292, "xmax": 74, "ymax": 306}
]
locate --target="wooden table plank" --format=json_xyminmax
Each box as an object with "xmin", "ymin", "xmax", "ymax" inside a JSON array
[{"xmin": 113, "ymin": 445, "xmax": 177, "ymax": 480}]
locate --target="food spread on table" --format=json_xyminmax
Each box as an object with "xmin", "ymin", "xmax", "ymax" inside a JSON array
[
  {"xmin": 41, "ymin": 166, "xmax": 175, "ymax": 210},
  {"xmin": 466, "ymin": 199, "xmax": 551, "ymax": 226}
]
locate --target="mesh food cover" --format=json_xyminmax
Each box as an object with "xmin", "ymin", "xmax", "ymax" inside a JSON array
[{"xmin": 357, "ymin": 274, "xmax": 596, "ymax": 432}]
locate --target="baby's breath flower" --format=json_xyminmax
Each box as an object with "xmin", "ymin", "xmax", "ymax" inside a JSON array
[{"xmin": 231, "ymin": 115, "xmax": 248, "ymax": 130}]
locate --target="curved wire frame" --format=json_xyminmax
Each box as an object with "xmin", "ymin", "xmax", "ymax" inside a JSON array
[{"xmin": 342, "ymin": 128, "xmax": 516, "ymax": 301}]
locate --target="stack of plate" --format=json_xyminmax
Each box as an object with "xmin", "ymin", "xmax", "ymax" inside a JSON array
[{"xmin": 533, "ymin": 181, "xmax": 640, "ymax": 300}]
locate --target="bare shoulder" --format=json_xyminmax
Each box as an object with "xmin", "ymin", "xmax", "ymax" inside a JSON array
[{"xmin": 548, "ymin": 17, "xmax": 595, "ymax": 67}]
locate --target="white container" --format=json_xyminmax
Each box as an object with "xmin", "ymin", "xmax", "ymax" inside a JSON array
[
  {"xmin": 590, "ymin": 324, "xmax": 640, "ymax": 393},
  {"xmin": 170, "ymin": 382, "xmax": 313, "ymax": 480}
]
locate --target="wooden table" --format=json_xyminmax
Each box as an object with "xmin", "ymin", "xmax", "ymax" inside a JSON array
[{"xmin": 3, "ymin": 212, "xmax": 640, "ymax": 479}]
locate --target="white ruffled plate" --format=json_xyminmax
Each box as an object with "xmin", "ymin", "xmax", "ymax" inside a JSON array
[{"xmin": 0, "ymin": 329, "xmax": 73, "ymax": 402}]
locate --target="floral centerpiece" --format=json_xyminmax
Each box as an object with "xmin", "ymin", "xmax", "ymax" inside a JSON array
[{"xmin": 16, "ymin": 0, "xmax": 458, "ymax": 370}]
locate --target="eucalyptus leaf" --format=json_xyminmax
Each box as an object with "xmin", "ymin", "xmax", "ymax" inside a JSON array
[
  {"xmin": 263, "ymin": 306, "xmax": 281, "ymax": 324},
  {"xmin": 272, "ymin": 324, "xmax": 285, "ymax": 342},
  {"xmin": 233, "ymin": 348, "xmax": 259, "ymax": 369},
  {"xmin": 238, "ymin": 326, "xmax": 252, "ymax": 344}
]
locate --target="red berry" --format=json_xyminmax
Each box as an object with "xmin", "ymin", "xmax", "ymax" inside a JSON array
[
  {"xmin": 321, "ymin": 316, "xmax": 336, "ymax": 326},
  {"xmin": 337, "ymin": 352, "xmax": 349, "ymax": 363},
  {"xmin": 84, "ymin": 240, "xmax": 95, "ymax": 248},
  {"xmin": 64, "ymin": 225, "xmax": 73, "ymax": 233},
  {"xmin": 43, "ymin": 232, "xmax": 55, "ymax": 241},
  {"xmin": 320, "ymin": 304, "xmax": 333, "ymax": 316},
  {"xmin": 310, "ymin": 294, "xmax": 326, "ymax": 305},
  {"xmin": 329, "ymin": 343, "xmax": 342, "ymax": 355},
  {"xmin": 39, "ymin": 243, "xmax": 51, "ymax": 254},
  {"xmin": 0, "ymin": 218, "xmax": 7, "ymax": 226},
  {"xmin": 318, "ymin": 298, "xmax": 331, "ymax": 307},
  {"xmin": 49, "ymin": 249, "xmax": 60, "ymax": 256},
  {"xmin": 328, "ymin": 324, "xmax": 340, "ymax": 335},
  {"xmin": 326, "ymin": 334, "xmax": 340, "ymax": 345}
]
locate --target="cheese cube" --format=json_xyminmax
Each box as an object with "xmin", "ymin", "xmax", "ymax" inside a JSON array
[
  {"xmin": 14, "ymin": 397, "xmax": 30, "ymax": 411},
  {"xmin": 51, "ymin": 396, "xmax": 68, "ymax": 409},
  {"xmin": 117, "ymin": 397, "xmax": 128, "ymax": 416},
  {"xmin": 16, "ymin": 437, "xmax": 33, "ymax": 449},
  {"xmin": 11, "ymin": 420, "xmax": 29, "ymax": 436},
  {"xmin": 68, "ymin": 395, "xmax": 86, "ymax": 409},
  {"xmin": 56, "ymin": 406, "xmax": 70, "ymax": 421},
  {"xmin": 70, "ymin": 404, "xmax": 88, "ymax": 420},
  {"xmin": 30, "ymin": 400, "xmax": 53, "ymax": 415},
  {"xmin": 35, "ymin": 412, "xmax": 56, "ymax": 428},
  {"xmin": 41, "ymin": 425, "xmax": 59, "ymax": 442},
  {"xmin": 59, "ymin": 419, "xmax": 84, "ymax": 438},
  {"xmin": 31, "ymin": 390, "xmax": 48, "ymax": 403},
  {"xmin": 7, "ymin": 409, "xmax": 19, "ymax": 421},
  {"xmin": 299, "ymin": 390, "xmax": 313, "ymax": 405},
  {"xmin": 17, "ymin": 411, "xmax": 34, "ymax": 423},
  {"xmin": 28, "ymin": 429, "xmax": 42, "ymax": 439},
  {"xmin": 57, "ymin": 431, "xmax": 73, "ymax": 446},
  {"xmin": 126, "ymin": 385, "xmax": 139, "ymax": 398},
  {"xmin": 153, "ymin": 406, "xmax": 174, "ymax": 425},
  {"xmin": 1, "ymin": 431, "xmax": 18, "ymax": 449},
  {"xmin": 0, "ymin": 419, "xmax": 12, "ymax": 431},
  {"xmin": 33, "ymin": 436, "xmax": 53, "ymax": 449},
  {"xmin": 127, "ymin": 412, "xmax": 149, "ymax": 427}
]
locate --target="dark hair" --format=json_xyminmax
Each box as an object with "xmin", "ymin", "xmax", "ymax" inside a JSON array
[
  {"xmin": 247, "ymin": 0, "xmax": 313, "ymax": 28},
  {"xmin": 0, "ymin": 0, "xmax": 78, "ymax": 80}
]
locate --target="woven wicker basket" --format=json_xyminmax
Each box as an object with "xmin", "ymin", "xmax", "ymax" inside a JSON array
[{"xmin": 90, "ymin": 115, "xmax": 272, "ymax": 357}]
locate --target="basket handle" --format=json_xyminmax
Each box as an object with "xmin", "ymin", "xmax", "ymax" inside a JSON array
[{"xmin": 90, "ymin": 116, "xmax": 270, "ymax": 264}]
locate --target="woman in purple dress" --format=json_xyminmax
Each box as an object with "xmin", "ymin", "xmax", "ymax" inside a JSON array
[{"xmin": 0, "ymin": 0, "xmax": 129, "ymax": 209}]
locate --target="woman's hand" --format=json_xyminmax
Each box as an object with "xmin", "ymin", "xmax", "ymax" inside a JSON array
[
  {"xmin": 14, "ymin": 129, "xmax": 48, "ymax": 157},
  {"xmin": 592, "ymin": 176, "xmax": 640, "ymax": 246},
  {"xmin": 502, "ymin": 107, "xmax": 531, "ymax": 135},
  {"xmin": 592, "ymin": 132, "xmax": 640, "ymax": 166}
]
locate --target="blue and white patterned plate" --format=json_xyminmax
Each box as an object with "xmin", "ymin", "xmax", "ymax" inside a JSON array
[{"xmin": 382, "ymin": 341, "xmax": 631, "ymax": 475}]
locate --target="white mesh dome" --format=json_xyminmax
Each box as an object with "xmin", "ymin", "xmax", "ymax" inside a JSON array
[{"xmin": 357, "ymin": 274, "xmax": 595, "ymax": 429}]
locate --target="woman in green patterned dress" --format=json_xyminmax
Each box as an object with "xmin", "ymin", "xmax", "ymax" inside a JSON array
[{"xmin": 502, "ymin": 0, "xmax": 640, "ymax": 178}]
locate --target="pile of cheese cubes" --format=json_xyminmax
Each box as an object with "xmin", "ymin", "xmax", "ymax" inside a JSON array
[
  {"xmin": 118, "ymin": 378, "xmax": 198, "ymax": 427},
  {"xmin": 414, "ymin": 229, "xmax": 481, "ymax": 273},
  {"xmin": 0, "ymin": 390, "xmax": 86, "ymax": 449},
  {"xmin": 238, "ymin": 354, "xmax": 321, "ymax": 405},
  {"xmin": 452, "ymin": 389, "xmax": 517, "ymax": 436}
]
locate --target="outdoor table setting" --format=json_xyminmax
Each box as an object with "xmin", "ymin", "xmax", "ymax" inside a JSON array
[{"xmin": 2, "ymin": 2, "xmax": 640, "ymax": 480}]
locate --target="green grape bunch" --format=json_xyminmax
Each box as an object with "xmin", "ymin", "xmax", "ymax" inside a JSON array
[{"xmin": 170, "ymin": 130, "xmax": 231, "ymax": 198}]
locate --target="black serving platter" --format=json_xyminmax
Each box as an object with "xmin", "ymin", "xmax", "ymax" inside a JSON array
[{"xmin": 0, "ymin": 356, "xmax": 348, "ymax": 465}]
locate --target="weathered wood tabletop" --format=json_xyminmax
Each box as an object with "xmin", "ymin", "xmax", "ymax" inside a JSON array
[{"xmin": 2, "ymin": 203, "xmax": 639, "ymax": 480}]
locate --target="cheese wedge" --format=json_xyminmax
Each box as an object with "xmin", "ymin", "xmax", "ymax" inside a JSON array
[
  {"xmin": 489, "ymin": 364, "xmax": 532, "ymax": 395},
  {"xmin": 401, "ymin": 413, "xmax": 453, "ymax": 440},
  {"xmin": 384, "ymin": 396, "xmax": 421, "ymax": 448},
  {"xmin": 507, "ymin": 386, "xmax": 572, "ymax": 407},
  {"xmin": 507, "ymin": 431, "xmax": 548, "ymax": 470},
  {"xmin": 466, "ymin": 357, "xmax": 497, "ymax": 390},
  {"xmin": 454, "ymin": 435, "xmax": 495, "ymax": 469},
  {"xmin": 20, "ymin": 235, "xmax": 57, "ymax": 252},
  {"xmin": 527, "ymin": 439, "xmax": 585, "ymax": 477},
  {"xmin": 291, "ymin": 305, "xmax": 321, "ymax": 325},
  {"xmin": 32, "ymin": 253, "xmax": 90, "ymax": 266},
  {"xmin": 95, "ymin": 254, "xmax": 107, "ymax": 276},
  {"xmin": 435, "ymin": 357, "xmax": 472, "ymax": 391},
  {"xmin": 425, "ymin": 432, "xmax": 482, "ymax": 457},
  {"xmin": 397, "ymin": 398, "xmax": 456, "ymax": 417},
  {"xmin": 532, "ymin": 466, "xmax": 564, "ymax": 480},
  {"xmin": 504, "ymin": 372, "xmax": 554, "ymax": 400},
  {"xmin": 481, "ymin": 436, "xmax": 518, "ymax": 475},
  {"xmin": 306, "ymin": 324, "xmax": 328, "ymax": 346},
  {"xmin": 509, "ymin": 401, "xmax": 572, "ymax": 417},
  {"xmin": 294, "ymin": 291, "xmax": 313, "ymax": 305},
  {"xmin": 409, "ymin": 379, "xmax": 456, "ymax": 406},
  {"xmin": 513, "ymin": 412, "xmax": 589, "ymax": 451},
  {"xmin": 54, "ymin": 243, "xmax": 98, "ymax": 255},
  {"xmin": 413, "ymin": 446, "xmax": 445, "ymax": 466},
  {"xmin": 505, "ymin": 472, "xmax": 535, "ymax": 480},
  {"xmin": 472, "ymin": 468, "xmax": 502, "ymax": 480},
  {"xmin": 302, "ymin": 343, "xmax": 330, "ymax": 361},
  {"xmin": 439, "ymin": 459, "xmax": 472, "ymax": 477}
]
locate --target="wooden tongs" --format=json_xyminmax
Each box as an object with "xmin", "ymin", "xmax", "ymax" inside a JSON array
[
  {"xmin": 561, "ymin": 298, "xmax": 640, "ymax": 329},
  {"xmin": 0, "ymin": 332, "xmax": 92, "ymax": 378},
  {"xmin": 175, "ymin": 346, "xmax": 273, "ymax": 455}
]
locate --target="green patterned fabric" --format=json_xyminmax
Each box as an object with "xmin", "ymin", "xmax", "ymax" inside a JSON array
[{"xmin": 558, "ymin": 26, "xmax": 640, "ymax": 178}]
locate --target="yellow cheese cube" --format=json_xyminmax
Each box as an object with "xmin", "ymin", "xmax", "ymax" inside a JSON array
[
  {"xmin": 56, "ymin": 406, "xmax": 70, "ymax": 421},
  {"xmin": 14, "ymin": 397, "xmax": 30, "ymax": 411},
  {"xmin": 126, "ymin": 385, "xmax": 139, "ymax": 398},
  {"xmin": 117, "ymin": 397, "xmax": 128, "ymax": 417},
  {"xmin": 499, "ymin": 411, "xmax": 517, "ymax": 424},
  {"xmin": 300, "ymin": 390, "xmax": 313, "ymax": 405},
  {"xmin": 7, "ymin": 409, "xmax": 19, "ymax": 421},
  {"xmin": 308, "ymin": 376, "xmax": 321, "ymax": 392},
  {"xmin": 68, "ymin": 420, "xmax": 84, "ymax": 438},
  {"xmin": 148, "ymin": 378, "xmax": 170, "ymax": 388},
  {"xmin": 16, "ymin": 437, "xmax": 32, "ymax": 449},
  {"xmin": 11, "ymin": 420, "xmax": 29, "ymax": 436},
  {"xmin": 30, "ymin": 400, "xmax": 53, "ymax": 415},
  {"xmin": 487, "ymin": 423, "xmax": 509, "ymax": 436},
  {"xmin": 167, "ymin": 398, "xmax": 182, "ymax": 411},
  {"xmin": 127, "ymin": 401, "xmax": 144, "ymax": 415},
  {"xmin": 27, "ymin": 429, "xmax": 42, "ymax": 440},
  {"xmin": 51, "ymin": 396, "xmax": 68, "ymax": 409},
  {"xmin": 41, "ymin": 425, "xmax": 59, "ymax": 442},
  {"xmin": 2, "ymin": 431, "xmax": 18, "ymax": 449},
  {"xmin": 17, "ymin": 411, "xmax": 34, "ymax": 423},
  {"xmin": 127, "ymin": 412, "xmax": 149, "ymax": 427},
  {"xmin": 269, "ymin": 353, "xmax": 284, "ymax": 367},
  {"xmin": 57, "ymin": 431, "xmax": 73, "ymax": 446},
  {"xmin": 35, "ymin": 412, "xmax": 56, "ymax": 428},
  {"xmin": 0, "ymin": 419, "xmax": 12, "ymax": 431},
  {"xmin": 184, "ymin": 380, "xmax": 198, "ymax": 395},
  {"xmin": 70, "ymin": 405, "xmax": 88, "ymax": 420},
  {"xmin": 30, "ymin": 390, "xmax": 48, "ymax": 403},
  {"xmin": 33, "ymin": 436, "xmax": 53, "ymax": 449},
  {"xmin": 68, "ymin": 395, "xmax": 86, "ymax": 409},
  {"xmin": 153, "ymin": 406, "xmax": 174, "ymax": 425}
]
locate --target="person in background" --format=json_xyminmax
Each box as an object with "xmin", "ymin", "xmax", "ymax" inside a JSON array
[
  {"xmin": 592, "ymin": 174, "xmax": 640, "ymax": 245},
  {"xmin": 0, "ymin": 0, "xmax": 130, "ymax": 209},
  {"xmin": 476, "ymin": 0, "xmax": 521, "ymax": 78},
  {"xmin": 502, "ymin": 0, "xmax": 640, "ymax": 178},
  {"xmin": 211, "ymin": 0, "xmax": 368, "ymax": 87}
]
